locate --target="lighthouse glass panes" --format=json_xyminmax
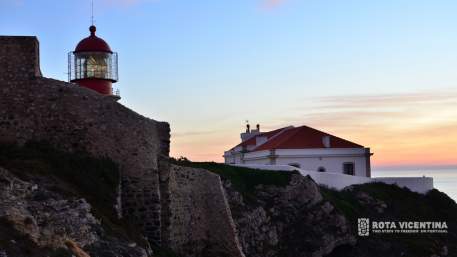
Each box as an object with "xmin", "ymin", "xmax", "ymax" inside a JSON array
[{"xmin": 68, "ymin": 51, "xmax": 118, "ymax": 81}]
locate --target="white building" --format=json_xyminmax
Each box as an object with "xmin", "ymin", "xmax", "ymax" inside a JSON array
[
  {"xmin": 224, "ymin": 124, "xmax": 434, "ymax": 194},
  {"xmin": 224, "ymin": 124, "xmax": 373, "ymax": 177}
]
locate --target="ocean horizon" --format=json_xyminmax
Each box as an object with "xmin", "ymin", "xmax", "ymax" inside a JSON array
[{"xmin": 373, "ymin": 167, "xmax": 457, "ymax": 202}]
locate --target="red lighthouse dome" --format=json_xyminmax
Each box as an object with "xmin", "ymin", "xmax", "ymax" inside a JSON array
[
  {"xmin": 75, "ymin": 26, "xmax": 112, "ymax": 53},
  {"xmin": 68, "ymin": 26, "xmax": 119, "ymax": 98}
]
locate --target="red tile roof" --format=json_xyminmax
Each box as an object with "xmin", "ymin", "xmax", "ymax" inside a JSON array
[
  {"xmin": 233, "ymin": 125, "xmax": 364, "ymax": 151},
  {"xmin": 235, "ymin": 127, "xmax": 284, "ymax": 148}
]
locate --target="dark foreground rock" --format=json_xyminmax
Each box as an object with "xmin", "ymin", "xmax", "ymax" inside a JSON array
[{"xmin": 0, "ymin": 167, "xmax": 151, "ymax": 257}]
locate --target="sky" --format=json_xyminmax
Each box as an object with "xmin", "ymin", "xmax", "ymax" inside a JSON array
[{"xmin": 1, "ymin": 0, "xmax": 457, "ymax": 169}]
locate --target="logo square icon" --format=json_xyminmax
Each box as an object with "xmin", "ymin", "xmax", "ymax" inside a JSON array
[{"xmin": 358, "ymin": 218, "xmax": 370, "ymax": 236}]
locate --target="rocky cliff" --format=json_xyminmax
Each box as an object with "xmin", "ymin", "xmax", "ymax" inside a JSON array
[
  {"xmin": 224, "ymin": 174, "xmax": 354, "ymax": 257},
  {"xmin": 0, "ymin": 143, "xmax": 151, "ymax": 257},
  {"xmin": 177, "ymin": 162, "xmax": 457, "ymax": 257}
]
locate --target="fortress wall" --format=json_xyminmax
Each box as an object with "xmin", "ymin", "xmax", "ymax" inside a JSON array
[
  {"xmin": 0, "ymin": 36, "xmax": 170, "ymax": 245},
  {"xmin": 0, "ymin": 36, "xmax": 41, "ymax": 81},
  {"xmin": 166, "ymin": 165, "xmax": 245, "ymax": 257}
]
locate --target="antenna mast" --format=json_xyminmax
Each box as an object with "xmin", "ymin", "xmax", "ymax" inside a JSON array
[{"xmin": 91, "ymin": 0, "xmax": 95, "ymax": 25}]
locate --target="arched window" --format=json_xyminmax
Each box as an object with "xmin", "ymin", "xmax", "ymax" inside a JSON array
[{"xmin": 317, "ymin": 167, "xmax": 326, "ymax": 172}]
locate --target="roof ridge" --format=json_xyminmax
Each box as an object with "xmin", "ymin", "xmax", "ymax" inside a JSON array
[
  {"xmin": 252, "ymin": 126, "xmax": 294, "ymax": 151},
  {"xmin": 299, "ymin": 125, "xmax": 364, "ymax": 148},
  {"xmin": 254, "ymin": 126, "xmax": 299, "ymax": 151},
  {"xmin": 231, "ymin": 124, "xmax": 364, "ymax": 152},
  {"xmin": 232, "ymin": 126, "xmax": 287, "ymax": 150}
]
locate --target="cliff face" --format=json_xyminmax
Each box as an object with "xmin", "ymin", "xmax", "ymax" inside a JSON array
[
  {"xmin": 223, "ymin": 174, "xmax": 355, "ymax": 257},
  {"xmin": 177, "ymin": 163, "xmax": 358, "ymax": 257},
  {"xmin": 174, "ymin": 162, "xmax": 457, "ymax": 257},
  {"xmin": 158, "ymin": 162, "xmax": 355, "ymax": 257}
]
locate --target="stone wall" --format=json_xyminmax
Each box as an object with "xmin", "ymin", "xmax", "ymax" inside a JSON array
[
  {"xmin": 0, "ymin": 36, "xmax": 41, "ymax": 81},
  {"xmin": 0, "ymin": 36, "xmax": 170, "ymax": 245},
  {"xmin": 166, "ymin": 165, "xmax": 245, "ymax": 257}
]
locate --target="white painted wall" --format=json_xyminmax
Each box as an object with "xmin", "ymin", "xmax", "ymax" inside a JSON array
[
  {"xmin": 373, "ymin": 177, "xmax": 434, "ymax": 194},
  {"xmin": 233, "ymin": 164, "xmax": 433, "ymax": 194},
  {"xmin": 229, "ymin": 148, "xmax": 370, "ymax": 177},
  {"xmin": 244, "ymin": 158, "xmax": 270, "ymax": 165},
  {"xmin": 274, "ymin": 156, "xmax": 367, "ymax": 177},
  {"xmin": 243, "ymin": 150, "xmax": 270, "ymax": 159}
]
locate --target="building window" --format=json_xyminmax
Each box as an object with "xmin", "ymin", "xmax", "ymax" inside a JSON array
[
  {"xmin": 317, "ymin": 167, "xmax": 326, "ymax": 172},
  {"xmin": 289, "ymin": 163, "xmax": 301, "ymax": 168},
  {"xmin": 343, "ymin": 162, "xmax": 355, "ymax": 176}
]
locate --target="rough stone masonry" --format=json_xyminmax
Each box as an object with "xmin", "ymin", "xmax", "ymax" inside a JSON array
[{"xmin": 0, "ymin": 36, "xmax": 170, "ymax": 245}]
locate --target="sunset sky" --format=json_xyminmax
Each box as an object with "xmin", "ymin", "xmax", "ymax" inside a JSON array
[{"xmin": 1, "ymin": 0, "xmax": 457, "ymax": 168}]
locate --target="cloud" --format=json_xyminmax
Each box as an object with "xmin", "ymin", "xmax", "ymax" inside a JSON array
[
  {"xmin": 282, "ymin": 89, "xmax": 457, "ymax": 167},
  {"xmin": 261, "ymin": 0, "xmax": 287, "ymax": 10},
  {"xmin": 316, "ymin": 90, "xmax": 457, "ymax": 110},
  {"xmin": 172, "ymin": 88, "xmax": 457, "ymax": 167},
  {"xmin": 174, "ymin": 89, "xmax": 457, "ymax": 166}
]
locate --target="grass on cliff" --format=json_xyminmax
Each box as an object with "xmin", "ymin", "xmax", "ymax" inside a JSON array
[
  {"xmin": 171, "ymin": 157, "xmax": 297, "ymax": 202},
  {"xmin": 320, "ymin": 183, "xmax": 457, "ymax": 257},
  {"xmin": 0, "ymin": 142, "xmax": 120, "ymax": 218},
  {"xmin": 320, "ymin": 182, "xmax": 457, "ymax": 222}
]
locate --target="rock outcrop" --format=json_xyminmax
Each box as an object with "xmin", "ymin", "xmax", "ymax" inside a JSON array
[
  {"xmin": 0, "ymin": 167, "xmax": 150, "ymax": 257},
  {"xmin": 223, "ymin": 174, "xmax": 355, "ymax": 257}
]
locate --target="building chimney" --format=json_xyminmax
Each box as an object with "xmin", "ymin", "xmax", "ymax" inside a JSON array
[
  {"xmin": 246, "ymin": 123, "xmax": 250, "ymax": 133},
  {"xmin": 322, "ymin": 136, "xmax": 331, "ymax": 148},
  {"xmin": 256, "ymin": 124, "xmax": 260, "ymax": 131}
]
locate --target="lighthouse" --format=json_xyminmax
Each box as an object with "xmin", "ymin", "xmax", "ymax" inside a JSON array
[{"xmin": 68, "ymin": 25, "xmax": 119, "ymax": 99}]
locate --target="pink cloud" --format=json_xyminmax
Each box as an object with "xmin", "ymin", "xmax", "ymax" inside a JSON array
[
  {"xmin": 262, "ymin": 0, "xmax": 287, "ymax": 10},
  {"xmin": 175, "ymin": 89, "xmax": 457, "ymax": 166}
]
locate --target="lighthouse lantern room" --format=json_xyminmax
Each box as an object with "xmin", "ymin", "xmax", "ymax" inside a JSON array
[{"xmin": 68, "ymin": 25, "xmax": 119, "ymax": 98}]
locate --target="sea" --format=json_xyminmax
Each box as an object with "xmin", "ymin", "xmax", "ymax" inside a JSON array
[{"xmin": 373, "ymin": 167, "xmax": 457, "ymax": 202}]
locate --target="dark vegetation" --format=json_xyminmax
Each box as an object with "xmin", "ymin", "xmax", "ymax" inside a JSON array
[
  {"xmin": 171, "ymin": 157, "xmax": 297, "ymax": 202},
  {"xmin": 321, "ymin": 183, "xmax": 457, "ymax": 257},
  {"xmin": 0, "ymin": 142, "xmax": 151, "ymax": 255},
  {"xmin": 320, "ymin": 182, "xmax": 457, "ymax": 225},
  {"xmin": 150, "ymin": 247, "xmax": 181, "ymax": 257},
  {"xmin": 0, "ymin": 141, "xmax": 119, "ymax": 218}
]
